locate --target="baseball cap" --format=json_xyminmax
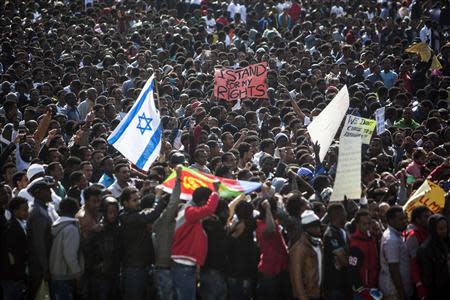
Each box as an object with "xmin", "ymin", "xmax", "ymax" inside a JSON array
[
  {"xmin": 301, "ymin": 210, "xmax": 320, "ymax": 225},
  {"xmin": 28, "ymin": 176, "xmax": 55, "ymax": 194},
  {"xmin": 297, "ymin": 167, "xmax": 313, "ymax": 180}
]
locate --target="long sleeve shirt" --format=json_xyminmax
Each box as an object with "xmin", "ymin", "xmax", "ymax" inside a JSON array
[{"xmin": 153, "ymin": 178, "xmax": 182, "ymax": 267}]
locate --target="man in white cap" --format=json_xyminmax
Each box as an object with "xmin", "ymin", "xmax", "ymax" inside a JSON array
[
  {"xmin": 289, "ymin": 210, "xmax": 323, "ymax": 300},
  {"xmin": 18, "ymin": 163, "xmax": 60, "ymax": 221}
]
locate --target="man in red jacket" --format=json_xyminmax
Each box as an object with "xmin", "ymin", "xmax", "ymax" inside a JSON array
[
  {"xmin": 171, "ymin": 182, "xmax": 220, "ymax": 300},
  {"xmin": 405, "ymin": 205, "xmax": 432, "ymax": 300},
  {"xmin": 348, "ymin": 210, "xmax": 379, "ymax": 300}
]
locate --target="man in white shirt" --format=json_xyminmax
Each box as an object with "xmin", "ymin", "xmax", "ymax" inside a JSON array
[
  {"xmin": 107, "ymin": 163, "xmax": 131, "ymax": 199},
  {"xmin": 331, "ymin": 1, "xmax": 345, "ymax": 18},
  {"xmin": 77, "ymin": 87, "xmax": 97, "ymax": 121},
  {"xmin": 276, "ymin": 0, "xmax": 291, "ymax": 13},
  {"xmin": 227, "ymin": 0, "xmax": 239, "ymax": 20},
  {"xmin": 238, "ymin": 0, "xmax": 247, "ymax": 23},
  {"xmin": 419, "ymin": 20, "xmax": 432, "ymax": 47},
  {"xmin": 202, "ymin": 14, "xmax": 216, "ymax": 33}
]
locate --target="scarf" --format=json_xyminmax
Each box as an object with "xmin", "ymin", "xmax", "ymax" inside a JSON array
[{"xmin": 305, "ymin": 232, "xmax": 322, "ymax": 247}]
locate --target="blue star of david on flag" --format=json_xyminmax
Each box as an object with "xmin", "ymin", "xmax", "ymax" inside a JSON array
[
  {"xmin": 107, "ymin": 75, "xmax": 162, "ymax": 171},
  {"xmin": 136, "ymin": 112, "xmax": 153, "ymax": 134}
]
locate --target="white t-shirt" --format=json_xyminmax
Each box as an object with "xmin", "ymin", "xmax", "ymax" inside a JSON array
[
  {"xmin": 331, "ymin": 5, "xmax": 345, "ymax": 17},
  {"xmin": 202, "ymin": 16, "xmax": 216, "ymax": 33},
  {"xmin": 420, "ymin": 26, "xmax": 432, "ymax": 46},
  {"xmin": 238, "ymin": 4, "xmax": 247, "ymax": 22},
  {"xmin": 276, "ymin": 1, "xmax": 291, "ymax": 12}
]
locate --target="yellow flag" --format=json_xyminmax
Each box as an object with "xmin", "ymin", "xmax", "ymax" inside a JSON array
[
  {"xmin": 403, "ymin": 180, "xmax": 446, "ymax": 219},
  {"xmin": 431, "ymin": 55, "xmax": 442, "ymax": 70},
  {"xmin": 405, "ymin": 42, "xmax": 442, "ymax": 70},
  {"xmin": 406, "ymin": 43, "xmax": 432, "ymax": 62}
]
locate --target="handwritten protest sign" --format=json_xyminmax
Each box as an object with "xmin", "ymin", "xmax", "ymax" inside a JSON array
[
  {"xmin": 330, "ymin": 135, "xmax": 362, "ymax": 201},
  {"xmin": 403, "ymin": 180, "xmax": 446, "ymax": 219},
  {"xmin": 213, "ymin": 62, "xmax": 268, "ymax": 101},
  {"xmin": 340, "ymin": 115, "xmax": 376, "ymax": 144},
  {"xmin": 307, "ymin": 85, "xmax": 349, "ymax": 162},
  {"xmin": 375, "ymin": 107, "xmax": 385, "ymax": 135}
]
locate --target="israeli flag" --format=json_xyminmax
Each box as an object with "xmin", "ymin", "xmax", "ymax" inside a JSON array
[{"xmin": 107, "ymin": 75, "xmax": 162, "ymax": 171}]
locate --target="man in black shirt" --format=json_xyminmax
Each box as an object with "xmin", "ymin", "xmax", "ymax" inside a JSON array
[
  {"xmin": 323, "ymin": 202, "xmax": 351, "ymax": 300},
  {"xmin": 119, "ymin": 186, "xmax": 167, "ymax": 300},
  {"xmin": 200, "ymin": 200, "xmax": 230, "ymax": 300}
]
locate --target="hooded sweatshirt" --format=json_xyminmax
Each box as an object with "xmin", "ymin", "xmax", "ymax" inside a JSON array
[{"xmin": 49, "ymin": 216, "xmax": 84, "ymax": 280}]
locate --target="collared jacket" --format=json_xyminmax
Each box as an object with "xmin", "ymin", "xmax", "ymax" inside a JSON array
[
  {"xmin": 348, "ymin": 229, "xmax": 379, "ymax": 290},
  {"xmin": 27, "ymin": 199, "xmax": 53, "ymax": 277},
  {"xmin": 171, "ymin": 192, "xmax": 219, "ymax": 266},
  {"xmin": 0, "ymin": 217, "xmax": 28, "ymax": 281},
  {"xmin": 289, "ymin": 233, "xmax": 323, "ymax": 300},
  {"xmin": 49, "ymin": 216, "xmax": 84, "ymax": 280}
]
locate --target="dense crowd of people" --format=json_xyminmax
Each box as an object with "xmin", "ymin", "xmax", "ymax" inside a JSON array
[{"xmin": 1, "ymin": 0, "xmax": 450, "ymax": 300}]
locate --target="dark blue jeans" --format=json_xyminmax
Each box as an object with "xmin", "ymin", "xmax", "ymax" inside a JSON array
[
  {"xmin": 1, "ymin": 280, "xmax": 25, "ymax": 300},
  {"xmin": 200, "ymin": 269, "xmax": 227, "ymax": 300},
  {"xmin": 171, "ymin": 263, "xmax": 196, "ymax": 300},
  {"xmin": 154, "ymin": 268, "xmax": 174, "ymax": 300},
  {"xmin": 227, "ymin": 277, "xmax": 253, "ymax": 300},
  {"xmin": 122, "ymin": 266, "xmax": 149, "ymax": 300},
  {"xmin": 52, "ymin": 280, "xmax": 75, "ymax": 300}
]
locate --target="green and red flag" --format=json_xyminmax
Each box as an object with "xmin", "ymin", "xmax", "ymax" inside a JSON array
[{"xmin": 161, "ymin": 166, "xmax": 261, "ymax": 200}]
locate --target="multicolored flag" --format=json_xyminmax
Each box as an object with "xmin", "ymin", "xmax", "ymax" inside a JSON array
[{"xmin": 161, "ymin": 166, "xmax": 261, "ymax": 200}]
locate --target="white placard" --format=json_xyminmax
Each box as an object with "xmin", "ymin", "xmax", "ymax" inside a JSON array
[
  {"xmin": 330, "ymin": 135, "xmax": 362, "ymax": 201},
  {"xmin": 375, "ymin": 107, "xmax": 386, "ymax": 135},
  {"xmin": 340, "ymin": 115, "xmax": 376, "ymax": 144},
  {"xmin": 307, "ymin": 85, "xmax": 349, "ymax": 162}
]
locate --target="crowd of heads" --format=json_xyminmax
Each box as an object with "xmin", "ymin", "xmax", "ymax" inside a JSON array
[{"xmin": 1, "ymin": 0, "xmax": 450, "ymax": 299}]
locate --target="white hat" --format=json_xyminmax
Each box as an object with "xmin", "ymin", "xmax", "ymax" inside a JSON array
[
  {"xmin": 27, "ymin": 164, "xmax": 45, "ymax": 180},
  {"xmin": 301, "ymin": 210, "xmax": 320, "ymax": 226}
]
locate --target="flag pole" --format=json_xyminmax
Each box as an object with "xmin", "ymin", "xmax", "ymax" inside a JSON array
[
  {"xmin": 153, "ymin": 77, "xmax": 165, "ymax": 163},
  {"xmin": 154, "ymin": 78, "xmax": 162, "ymax": 110}
]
